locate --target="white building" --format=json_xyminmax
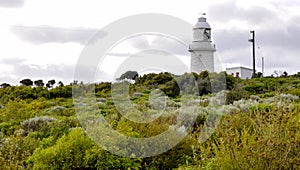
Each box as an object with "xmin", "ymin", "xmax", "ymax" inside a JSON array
[
  {"xmin": 189, "ymin": 15, "xmax": 216, "ymax": 73},
  {"xmin": 226, "ymin": 66, "xmax": 253, "ymax": 79}
]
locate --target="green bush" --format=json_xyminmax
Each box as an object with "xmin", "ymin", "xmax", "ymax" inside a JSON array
[
  {"xmin": 27, "ymin": 128, "xmax": 94, "ymax": 169},
  {"xmin": 244, "ymin": 83, "xmax": 265, "ymax": 94},
  {"xmin": 196, "ymin": 102, "xmax": 300, "ymax": 169},
  {"xmin": 226, "ymin": 87, "xmax": 249, "ymax": 104},
  {"xmin": 289, "ymin": 88, "xmax": 300, "ymax": 97}
]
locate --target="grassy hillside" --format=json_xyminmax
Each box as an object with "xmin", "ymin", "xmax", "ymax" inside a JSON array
[{"xmin": 0, "ymin": 71, "xmax": 299, "ymax": 169}]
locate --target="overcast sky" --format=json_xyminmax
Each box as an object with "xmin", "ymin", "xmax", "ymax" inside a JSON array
[{"xmin": 0, "ymin": 0, "xmax": 299, "ymax": 85}]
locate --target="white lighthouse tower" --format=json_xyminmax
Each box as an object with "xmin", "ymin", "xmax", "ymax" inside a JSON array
[{"xmin": 189, "ymin": 14, "xmax": 216, "ymax": 73}]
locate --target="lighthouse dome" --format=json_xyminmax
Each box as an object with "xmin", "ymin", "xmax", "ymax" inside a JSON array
[{"xmin": 194, "ymin": 17, "xmax": 211, "ymax": 29}]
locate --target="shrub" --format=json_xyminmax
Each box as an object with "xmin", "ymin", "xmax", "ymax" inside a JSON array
[
  {"xmin": 277, "ymin": 93, "xmax": 299, "ymax": 103},
  {"xmin": 197, "ymin": 99, "xmax": 300, "ymax": 169},
  {"xmin": 27, "ymin": 128, "xmax": 94, "ymax": 169},
  {"xmin": 21, "ymin": 116, "xmax": 56, "ymax": 132},
  {"xmin": 226, "ymin": 87, "xmax": 249, "ymax": 104},
  {"xmin": 289, "ymin": 88, "xmax": 300, "ymax": 97},
  {"xmin": 244, "ymin": 83, "xmax": 265, "ymax": 94}
]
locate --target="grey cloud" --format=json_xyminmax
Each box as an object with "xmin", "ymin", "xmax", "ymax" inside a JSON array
[
  {"xmin": 289, "ymin": 16, "xmax": 300, "ymax": 27},
  {"xmin": 10, "ymin": 25, "xmax": 107, "ymax": 45},
  {"xmin": 208, "ymin": 1, "xmax": 238, "ymax": 22},
  {"xmin": 214, "ymin": 24, "xmax": 300, "ymax": 55},
  {"xmin": 219, "ymin": 48, "xmax": 252, "ymax": 66},
  {"xmin": 208, "ymin": 1, "xmax": 276, "ymax": 25},
  {"xmin": 127, "ymin": 36, "xmax": 150, "ymax": 50},
  {"xmin": 113, "ymin": 49, "xmax": 189, "ymax": 78},
  {"xmin": 255, "ymin": 16, "xmax": 300, "ymax": 52},
  {"xmin": 124, "ymin": 36, "xmax": 189, "ymax": 57},
  {"xmin": 207, "ymin": 0, "xmax": 299, "ymax": 54},
  {"xmin": 151, "ymin": 37, "xmax": 190, "ymax": 56},
  {"xmin": 74, "ymin": 63, "xmax": 109, "ymax": 83},
  {"xmin": 257, "ymin": 28, "xmax": 300, "ymax": 51},
  {"xmin": 1, "ymin": 58, "xmax": 26, "ymax": 64},
  {"xmin": 0, "ymin": 0, "xmax": 24, "ymax": 8},
  {"xmin": 242, "ymin": 6, "xmax": 275, "ymax": 25},
  {"xmin": 214, "ymin": 29, "xmax": 249, "ymax": 51}
]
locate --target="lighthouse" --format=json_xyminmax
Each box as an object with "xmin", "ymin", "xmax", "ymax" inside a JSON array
[{"xmin": 189, "ymin": 14, "xmax": 216, "ymax": 73}]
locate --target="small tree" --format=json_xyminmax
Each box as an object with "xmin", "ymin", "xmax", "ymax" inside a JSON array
[
  {"xmin": 281, "ymin": 71, "xmax": 288, "ymax": 77},
  {"xmin": 34, "ymin": 80, "xmax": 44, "ymax": 87},
  {"xmin": 117, "ymin": 71, "xmax": 138, "ymax": 81},
  {"xmin": 0, "ymin": 83, "xmax": 11, "ymax": 88},
  {"xmin": 199, "ymin": 70, "xmax": 209, "ymax": 79},
  {"xmin": 257, "ymin": 72, "xmax": 263, "ymax": 78},
  {"xmin": 20, "ymin": 78, "xmax": 33, "ymax": 86},
  {"xmin": 46, "ymin": 79, "xmax": 56, "ymax": 88},
  {"xmin": 273, "ymin": 70, "xmax": 283, "ymax": 77},
  {"xmin": 58, "ymin": 81, "xmax": 64, "ymax": 87}
]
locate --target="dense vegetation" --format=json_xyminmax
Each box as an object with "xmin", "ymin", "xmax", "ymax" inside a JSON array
[{"xmin": 0, "ymin": 71, "xmax": 300, "ymax": 169}]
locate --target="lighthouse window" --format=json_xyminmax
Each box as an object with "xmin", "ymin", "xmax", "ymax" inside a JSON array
[{"xmin": 204, "ymin": 29, "xmax": 210, "ymax": 39}]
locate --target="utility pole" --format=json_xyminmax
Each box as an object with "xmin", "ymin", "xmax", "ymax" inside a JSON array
[
  {"xmin": 248, "ymin": 31, "xmax": 256, "ymax": 77},
  {"xmin": 262, "ymin": 57, "xmax": 264, "ymax": 76}
]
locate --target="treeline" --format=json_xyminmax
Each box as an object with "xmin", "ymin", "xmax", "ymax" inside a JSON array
[
  {"xmin": 1, "ymin": 71, "xmax": 300, "ymax": 103},
  {"xmin": 0, "ymin": 85, "xmax": 72, "ymax": 102},
  {"xmin": 0, "ymin": 71, "xmax": 235, "ymax": 104},
  {"xmin": 1, "ymin": 79, "xmax": 62, "ymax": 88}
]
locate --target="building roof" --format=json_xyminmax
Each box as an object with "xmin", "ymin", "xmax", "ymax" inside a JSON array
[{"xmin": 226, "ymin": 66, "xmax": 253, "ymax": 71}]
